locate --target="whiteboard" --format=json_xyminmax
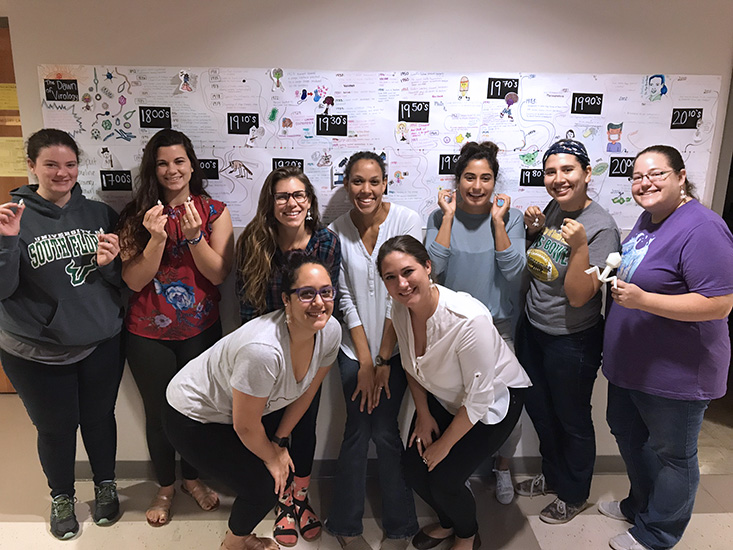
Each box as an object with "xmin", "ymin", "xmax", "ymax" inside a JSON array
[{"xmin": 38, "ymin": 65, "xmax": 721, "ymax": 230}]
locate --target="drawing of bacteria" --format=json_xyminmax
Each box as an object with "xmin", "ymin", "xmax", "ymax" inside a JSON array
[{"xmin": 592, "ymin": 162, "xmax": 608, "ymax": 176}]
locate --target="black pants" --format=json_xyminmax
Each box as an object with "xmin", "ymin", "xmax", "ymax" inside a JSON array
[
  {"xmin": 403, "ymin": 388, "xmax": 525, "ymax": 538},
  {"xmin": 163, "ymin": 403, "xmax": 286, "ymax": 535},
  {"xmin": 126, "ymin": 322, "xmax": 222, "ymax": 487},
  {"xmin": 1, "ymin": 333, "xmax": 125, "ymax": 498}
]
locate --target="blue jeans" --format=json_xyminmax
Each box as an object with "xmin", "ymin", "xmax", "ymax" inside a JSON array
[
  {"xmin": 515, "ymin": 315, "xmax": 603, "ymax": 504},
  {"xmin": 607, "ymin": 383, "xmax": 709, "ymax": 550},
  {"xmin": 324, "ymin": 352, "xmax": 418, "ymax": 538}
]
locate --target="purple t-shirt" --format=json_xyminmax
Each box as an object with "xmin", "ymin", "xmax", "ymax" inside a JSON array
[{"xmin": 603, "ymin": 200, "xmax": 733, "ymax": 400}]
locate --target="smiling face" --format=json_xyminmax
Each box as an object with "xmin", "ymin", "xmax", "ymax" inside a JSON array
[
  {"xmin": 273, "ymin": 176, "xmax": 311, "ymax": 230},
  {"xmin": 543, "ymin": 153, "xmax": 591, "ymax": 211},
  {"xmin": 283, "ymin": 263, "xmax": 334, "ymax": 333},
  {"xmin": 631, "ymin": 152, "xmax": 686, "ymax": 222},
  {"xmin": 155, "ymin": 144, "xmax": 193, "ymax": 202},
  {"xmin": 457, "ymin": 158, "xmax": 495, "ymax": 214},
  {"xmin": 380, "ymin": 251, "xmax": 432, "ymax": 311},
  {"xmin": 346, "ymin": 159, "xmax": 387, "ymax": 216},
  {"xmin": 28, "ymin": 145, "xmax": 79, "ymax": 206}
]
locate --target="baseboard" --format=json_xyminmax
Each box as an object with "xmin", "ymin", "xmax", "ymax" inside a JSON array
[{"xmin": 77, "ymin": 455, "xmax": 628, "ymax": 481}]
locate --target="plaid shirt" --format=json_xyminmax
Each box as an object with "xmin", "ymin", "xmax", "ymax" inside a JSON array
[{"xmin": 237, "ymin": 226, "xmax": 341, "ymax": 324}]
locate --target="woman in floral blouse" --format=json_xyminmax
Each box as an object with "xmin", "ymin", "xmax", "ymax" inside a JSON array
[{"xmin": 117, "ymin": 129, "xmax": 234, "ymax": 526}]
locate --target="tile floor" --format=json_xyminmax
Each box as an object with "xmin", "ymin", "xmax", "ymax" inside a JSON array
[{"xmin": 1, "ymin": 392, "xmax": 732, "ymax": 549}]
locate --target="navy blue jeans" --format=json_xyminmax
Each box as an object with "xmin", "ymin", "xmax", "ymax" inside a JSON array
[
  {"xmin": 607, "ymin": 383, "xmax": 709, "ymax": 550},
  {"xmin": 515, "ymin": 314, "xmax": 603, "ymax": 504},
  {"xmin": 1, "ymin": 333, "xmax": 125, "ymax": 498},
  {"xmin": 324, "ymin": 352, "xmax": 418, "ymax": 539}
]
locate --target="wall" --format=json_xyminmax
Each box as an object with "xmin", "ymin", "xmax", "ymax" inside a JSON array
[{"xmin": 1, "ymin": 0, "xmax": 732, "ymax": 470}]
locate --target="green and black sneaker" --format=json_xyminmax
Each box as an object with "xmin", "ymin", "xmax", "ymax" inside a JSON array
[
  {"xmin": 50, "ymin": 494, "xmax": 79, "ymax": 540},
  {"xmin": 93, "ymin": 481, "xmax": 120, "ymax": 525}
]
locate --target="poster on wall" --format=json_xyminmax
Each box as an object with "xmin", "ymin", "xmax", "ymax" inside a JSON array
[{"xmin": 38, "ymin": 65, "xmax": 721, "ymax": 229}]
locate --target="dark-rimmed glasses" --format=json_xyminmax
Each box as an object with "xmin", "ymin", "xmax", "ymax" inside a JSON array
[
  {"xmin": 289, "ymin": 285, "xmax": 336, "ymax": 303},
  {"xmin": 274, "ymin": 190, "xmax": 309, "ymax": 205},
  {"xmin": 628, "ymin": 170, "xmax": 673, "ymax": 184}
]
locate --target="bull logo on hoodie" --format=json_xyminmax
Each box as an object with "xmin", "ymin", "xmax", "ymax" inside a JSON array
[{"xmin": 65, "ymin": 258, "xmax": 98, "ymax": 287}]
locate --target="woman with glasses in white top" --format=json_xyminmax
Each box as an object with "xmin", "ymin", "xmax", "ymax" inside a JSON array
[
  {"xmin": 165, "ymin": 253, "xmax": 341, "ymax": 550},
  {"xmin": 235, "ymin": 167, "xmax": 341, "ymax": 546}
]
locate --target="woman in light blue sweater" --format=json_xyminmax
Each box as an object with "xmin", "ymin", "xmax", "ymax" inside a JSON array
[{"xmin": 425, "ymin": 140, "xmax": 526, "ymax": 504}]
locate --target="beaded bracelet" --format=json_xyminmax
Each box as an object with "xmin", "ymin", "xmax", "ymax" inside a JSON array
[{"xmin": 187, "ymin": 231, "xmax": 204, "ymax": 245}]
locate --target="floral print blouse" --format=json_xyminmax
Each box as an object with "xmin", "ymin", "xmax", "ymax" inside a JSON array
[{"xmin": 125, "ymin": 195, "xmax": 225, "ymax": 340}]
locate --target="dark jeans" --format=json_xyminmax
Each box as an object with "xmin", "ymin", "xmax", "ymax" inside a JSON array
[
  {"xmin": 126, "ymin": 322, "xmax": 222, "ymax": 487},
  {"xmin": 1, "ymin": 332, "xmax": 125, "ymax": 498},
  {"xmin": 325, "ymin": 352, "xmax": 418, "ymax": 538},
  {"xmin": 163, "ymin": 403, "xmax": 285, "ymax": 536},
  {"xmin": 403, "ymin": 389, "xmax": 525, "ymax": 539},
  {"xmin": 515, "ymin": 314, "xmax": 603, "ymax": 504},
  {"xmin": 607, "ymin": 383, "xmax": 709, "ymax": 550}
]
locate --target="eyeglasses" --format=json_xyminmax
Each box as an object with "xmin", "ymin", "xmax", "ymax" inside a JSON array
[
  {"xmin": 274, "ymin": 190, "xmax": 309, "ymax": 205},
  {"xmin": 289, "ymin": 285, "xmax": 336, "ymax": 303},
  {"xmin": 628, "ymin": 170, "xmax": 673, "ymax": 184}
]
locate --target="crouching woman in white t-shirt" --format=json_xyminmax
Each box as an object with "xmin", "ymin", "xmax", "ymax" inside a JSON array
[{"xmin": 164, "ymin": 252, "xmax": 341, "ymax": 550}]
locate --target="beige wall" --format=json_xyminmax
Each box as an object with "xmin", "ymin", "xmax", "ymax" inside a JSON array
[{"xmin": 1, "ymin": 0, "xmax": 732, "ymax": 466}]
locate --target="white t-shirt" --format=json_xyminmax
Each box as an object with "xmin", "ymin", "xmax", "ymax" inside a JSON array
[
  {"xmin": 166, "ymin": 310, "xmax": 341, "ymax": 424},
  {"xmin": 329, "ymin": 202, "xmax": 422, "ymax": 360},
  {"xmin": 391, "ymin": 285, "xmax": 531, "ymax": 425}
]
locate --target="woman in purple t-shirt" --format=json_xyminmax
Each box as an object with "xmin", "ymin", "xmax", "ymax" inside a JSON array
[{"xmin": 601, "ymin": 145, "xmax": 733, "ymax": 550}]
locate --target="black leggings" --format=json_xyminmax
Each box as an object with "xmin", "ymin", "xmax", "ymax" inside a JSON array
[
  {"xmin": 403, "ymin": 388, "xmax": 526, "ymax": 538},
  {"xmin": 163, "ymin": 403, "xmax": 285, "ymax": 535},
  {"xmin": 1, "ymin": 333, "xmax": 125, "ymax": 498},
  {"xmin": 126, "ymin": 322, "xmax": 222, "ymax": 487}
]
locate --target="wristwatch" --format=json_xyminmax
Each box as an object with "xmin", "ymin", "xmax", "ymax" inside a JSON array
[
  {"xmin": 271, "ymin": 435, "xmax": 290, "ymax": 448},
  {"xmin": 374, "ymin": 355, "xmax": 388, "ymax": 367}
]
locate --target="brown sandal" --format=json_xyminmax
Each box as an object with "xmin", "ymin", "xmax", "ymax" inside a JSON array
[
  {"xmin": 146, "ymin": 489, "xmax": 174, "ymax": 527},
  {"xmin": 181, "ymin": 480, "xmax": 220, "ymax": 511}
]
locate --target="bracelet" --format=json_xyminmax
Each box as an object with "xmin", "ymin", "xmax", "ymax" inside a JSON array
[
  {"xmin": 187, "ymin": 231, "xmax": 204, "ymax": 245},
  {"xmin": 271, "ymin": 435, "xmax": 290, "ymax": 448}
]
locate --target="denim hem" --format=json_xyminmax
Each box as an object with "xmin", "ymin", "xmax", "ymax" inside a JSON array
[{"xmin": 323, "ymin": 520, "xmax": 363, "ymax": 538}]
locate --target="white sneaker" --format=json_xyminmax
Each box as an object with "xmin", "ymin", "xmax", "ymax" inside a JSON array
[
  {"xmin": 598, "ymin": 500, "xmax": 629, "ymax": 522},
  {"xmin": 493, "ymin": 469, "xmax": 514, "ymax": 505},
  {"xmin": 609, "ymin": 530, "xmax": 646, "ymax": 550}
]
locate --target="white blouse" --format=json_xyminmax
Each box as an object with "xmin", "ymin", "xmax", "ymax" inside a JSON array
[{"xmin": 391, "ymin": 285, "xmax": 531, "ymax": 425}]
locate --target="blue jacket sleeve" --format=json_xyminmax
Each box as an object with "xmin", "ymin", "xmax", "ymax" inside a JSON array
[
  {"xmin": 425, "ymin": 209, "xmax": 450, "ymax": 277},
  {"xmin": 495, "ymin": 209, "xmax": 527, "ymax": 281}
]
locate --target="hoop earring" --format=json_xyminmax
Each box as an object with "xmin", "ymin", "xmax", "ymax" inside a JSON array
[{"xmin": 305, "ymin": 209, "xmax": 313, "ymax": 221}]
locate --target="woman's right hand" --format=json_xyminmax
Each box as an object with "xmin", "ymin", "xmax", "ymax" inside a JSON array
[
  {"xmin": 409, "ymin": 412, "xmax": 441, "ymax": 456},
  {"xmin": 0, "ymin": 202, "xmax": 25, "ymax": 236},
  {"xmin": 352, "ymin": 362, "xmax": 376, "ymax": 413},
  {"xmin": 142, "ymin": 204, "xmax": 168, "ymax": 242},
  {"xmin": 523, "ymin": 206, "xmax": 545, "ymax": 235},
  {"xmin": 264, "ymin": 444, "xmax": 294, "ymax": 498},
  {"xmin": 437, "ymin": 189, "xmax": 457, "ymax": 217}
]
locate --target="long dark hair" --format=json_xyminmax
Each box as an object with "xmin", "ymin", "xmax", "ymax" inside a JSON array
[
  {"xmin": 117, "ymin": 129, "xmax": 208, "ymax": 256},
  {"xmin": 235, "ymin": 167, "xmax": 322, "ymax": 315}
]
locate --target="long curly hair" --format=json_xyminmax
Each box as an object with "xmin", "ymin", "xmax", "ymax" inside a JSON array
[
  {"xmin": 117, "ymin": 129, "xmax": 209, "ymax": 257},
  {"xmin": 235, "ymin": 167, "xmax": 321, "ymax": 315}
]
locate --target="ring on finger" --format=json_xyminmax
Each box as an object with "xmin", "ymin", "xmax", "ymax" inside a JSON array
[{"xmin": 422, "ymin": 457, "xmax": 428, "ymax": 465}]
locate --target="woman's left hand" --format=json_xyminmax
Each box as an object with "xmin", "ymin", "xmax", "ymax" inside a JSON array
[
  {"xmin": 421, "ymin": 437, "xmax": 451, "ymax": 472},
  {"xmin": 96, "ymin": 232, "xmax": 120, "ymax": 266},
  {"xmin": 181, "ymin": 199, "xmax": 203, "ymax": 241},
  {"xmin": 561, "ymin": 218, "xmax": 588, "ymax": 249},
  {"xmin": 265, "ymin": 444, "xmax": 295, "ymax": 498},
  {"xmin": 491, "ymin": 194, "xmax": 511, "ymax": 223},
  {"xmin": 372, "ymin": 365, "xmax": 391, "ymax": 408},
  {"xmin": 611, "ymin": 279, "xmax": 646, "ymax": 310}
]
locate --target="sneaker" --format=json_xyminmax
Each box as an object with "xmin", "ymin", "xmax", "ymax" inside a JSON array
[
  {"xmin": 515, "ymin": 474, "xmax": 556, "ymax": 497},
  {"xmin": 493, "ymin": 469, "xmax": 514, "ymax": 505},
  {"xmin": 539, "ymin": 497, "xmax": 588, "ymax": 524},
  {"xmin": 598, "ymin": 500, "xmax": 630, "ymax": 522},
  {"xmin": 50, "ymin": 494, "xmax": 79, "ymax": 540},
  {"xmin": 93, "ymin": 480, "xmax": 120, "ymax": 525},
  {"xmin": 609, "ymin": 530, "xmax": 647, "ymax": 550}
]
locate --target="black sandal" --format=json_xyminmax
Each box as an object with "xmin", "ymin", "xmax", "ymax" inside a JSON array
[
  {"xmin": 273, "ymin": 501, "xmax": 298, "ymax": 547},
  {"xmin": 293, "ymin": 493, "xmax": 322, "ymax": 542}
]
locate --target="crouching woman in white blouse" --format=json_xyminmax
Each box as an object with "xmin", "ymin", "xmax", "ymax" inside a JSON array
[{"xmin": 377, "ymin": 236, "xmax": 531, "ymax": 550}]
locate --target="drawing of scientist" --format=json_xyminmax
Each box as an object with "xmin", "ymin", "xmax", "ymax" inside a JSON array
[
  {"xmin": 647, "ymin": 74, "xmax": 668, "ymax": 102},
  {"xmin": 606, "ymin": 122, "xmax": 623, "ymax": 153}
]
